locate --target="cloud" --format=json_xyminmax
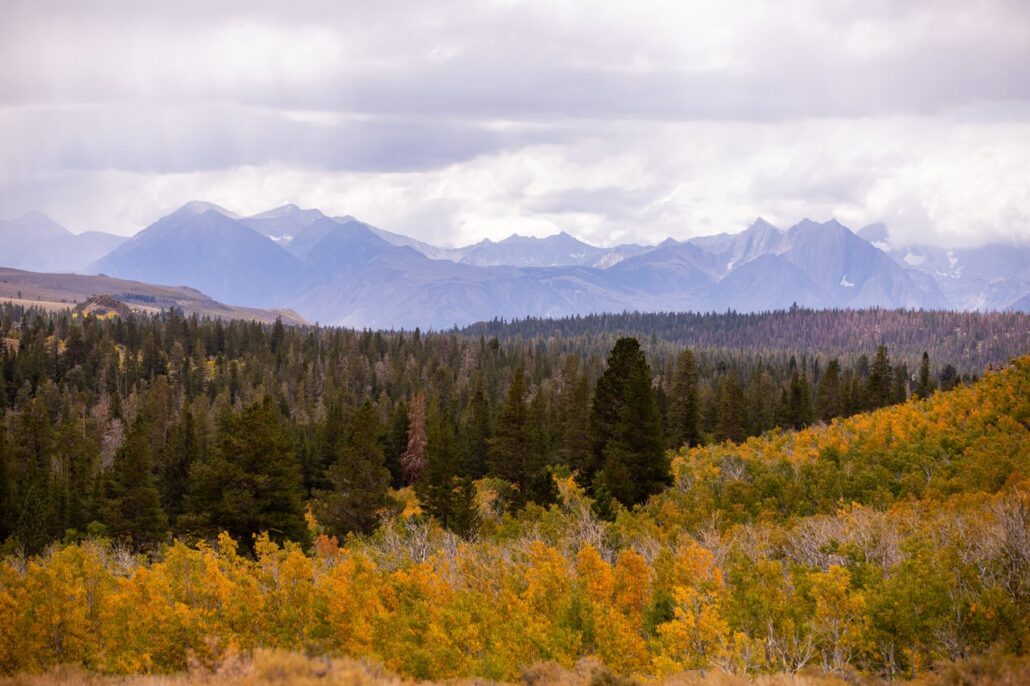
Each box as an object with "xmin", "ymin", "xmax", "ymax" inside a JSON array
[{"xmin": 0, "ymin": 0, "xmax": 1028, "ymax": 247}]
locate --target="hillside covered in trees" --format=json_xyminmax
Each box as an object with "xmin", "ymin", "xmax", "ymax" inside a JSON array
[
  {"xmin": 1, "ymin": 304, "xmax": 1022, "ymax": 551},
  {"xmin": 462, "ymin": 308, "xmax": 1029, "ymax": 372},
  {"xmin": 0, "ymin": 304, "xmax": 1028, "ymax": 682},
  {"xmin": 0, "ymin": 337, "xmax": 1027, "ymax": 680}
]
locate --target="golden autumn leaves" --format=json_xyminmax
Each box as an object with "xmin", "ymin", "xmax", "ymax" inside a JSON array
[{"xmin": 0, "ymin": 356, "xmax": 1028, "ymax": 680}]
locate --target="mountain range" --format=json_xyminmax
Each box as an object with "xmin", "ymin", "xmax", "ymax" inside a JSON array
[
  {"xmin": 2, "ymin": 202, "xmax": 1027, "ymax": 328},
  {"xmin": 0, "ymin": 211, "xmax": 126, "ymax": 273}
]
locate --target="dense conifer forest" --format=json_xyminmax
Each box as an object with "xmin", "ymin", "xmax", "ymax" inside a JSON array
[
  {"xmin": 461, "ymin": 309, "xmax": 1029, "ymax": 371},
  {"xmin": 0, "ymin": 304, "xmax": 1028, "ymax": 681}
]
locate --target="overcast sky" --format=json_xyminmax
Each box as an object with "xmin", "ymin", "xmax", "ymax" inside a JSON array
[{"xmin": 2, "ymin": 0, "xmax": 1029, "ymax": 247}]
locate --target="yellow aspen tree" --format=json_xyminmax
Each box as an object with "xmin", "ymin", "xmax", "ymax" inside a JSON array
[
  {"xmin": 654, "ymin": 542, "xmax": 730, "ymax": 674},
  {"xmin": 810, "ymin": 565, "xmax": 871, "ymax": 672}
]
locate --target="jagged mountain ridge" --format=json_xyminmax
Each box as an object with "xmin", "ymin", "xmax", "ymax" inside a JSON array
[
  {"xmin": 857, "ymin": 224, "xmax": 1030, "ymax": 312},
  {"xmin": 5, "ymin": 201, "xmax": 1026, "ymax": 327}
]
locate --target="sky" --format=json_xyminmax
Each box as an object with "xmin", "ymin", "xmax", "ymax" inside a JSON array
[{"xmin": 1, "ymin": 0, "xmax": 1029, "ymax": 248}]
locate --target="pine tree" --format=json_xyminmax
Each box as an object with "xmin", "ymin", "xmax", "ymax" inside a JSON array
[
  {"xmin": 816, "ymin": 359, "xmax": 842, "ymax": 422},
  {"xmin": 184, "ymin": 397, "xmax": 306, "ymax": 545},
  {"xmin": 310, "ymin": 397, "xmax": 347, "ymax": 492},
  {"xmin": 892, "ymin": 364, "xmax": 909, "ymax": 404},
  {"xmin": 866, "ymin": 345, "xmax": 892, "ymax": 410},
  {"xmin": 161, "ymin": 405, "xmax": 200, "ymax": 526},
  {"xmin": 461, "ymin": 381, "xmax": 491, "ymax": 479},
  {"xmin": 5, "ymin": 397, "xmax": 59, "ymax": 552},
  {"xmin": 786, "ymin": 372, "xmax": 812, "ymax": 429},
  {"xmin": 588, "ymin": 337, "xmax": 647, "ymax": 486},
  {"xmin": 558, "ymin": 356, "xmax": 592, "ymax": 477},
  {"xmin": 915, "ymin": 352, "xmax": 934, "ymax": 399},
  {"xmin": 313, "ymin": 400, "xmax": 392, "ymax": 537},
  {"xmin": 669, "ymin": 349, "xmax": 701, "ymax": 448},
  {"xmin": 0, "ymin": 422, "xmax": 11, "ymax": 543},
  {"xmin": 102, "ymin": 414, "xmax": 168, "ymax": 547},
  {"xmin": 597, "ymin": 352, "xmax": 668, "ymax": 508},
  {"xmin": 384, "ymin": 399, "xmax": 409, "ymax": 487},
  {"xmin": 447, "ymin": 477, "xmax": 480, "ymax": 539},
  {"xmin": 716, "ymin": 372, "xmax": 746, "ymax": 443},
  {"xmin": 415, "ymin": 402, "xmax": 460, "ymax": 523},
  {"xmin": 52, "ymin": 413, "xmax": 100, "ymax": 537},
  {"xmin": 489, "ymin": 368, "xmax": 537, "ymax": 509}
]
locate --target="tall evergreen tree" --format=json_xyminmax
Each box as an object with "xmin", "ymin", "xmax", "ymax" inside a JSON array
[
  {"xmin": 588, "ymin": 337, "xmax": 647, "ymax": 486},
  {"xmin": 160, "ymin": 404, "xmax": 201, "ymax": 525},
  {"xmin": 384, "ymin": 399, "xmax": 409, "ymax": 488},
  {"xmin": 461, "ymin": 381, "xmax": 491, "ymax": 479},
  {"xmin": 669, "ymin": 349, "xmax": 701, "ymax": 448},
  {"xmin": 866, "ymin": 345, "xmax": 893, "ymax": 410},
  {"xmin": 489, "ymin": 369, "xmax": 541, "ymax": 508},
  {"xmin": 5, "ymin": 397, "xmax": 58, "ymax": 552},
  {"xmin": 716, "ymin": 372, "xmax": 747, "ymax": 443},
  {"xmin": 816, "ymin": 359, "xmax": 842, "ymax": 422},
  {"xmin": 184, "ymin": 397, "xmax": 307, "ymax": 545},
  {"xmin": 102, "ymin": 414, "xmax": 168, "ymax": 547},
  {"xmin": 915, "ymin": 352, "xmax": 934, "ymax": 400},
  {"xmin": 558, "ymin": 356, "xmax": 592, "ymax": 477},
  {"xmin": 313, "ymin": 400, "xmax": 392, "ymax": 537},
  {"xmin": 597, "ymin": 352, "xmax": 668, "ymax": 508},
  {"xmin": 0, "ymin": 422, "xmax": 11, "ymax": 543},
  {"xmin": 892, "ymin": 364, "xmax": 909, "ymax": 404},
  {"xmin": 415, "ymin": 401, "xmax": 466, "ymax": 530},
  {"xmin": 785, "ymin": 372, "xmax": 812, "ymax": 429},
  {"xmin": 52, "ymin": 413, "xmax": 100, "ymax": 537}
]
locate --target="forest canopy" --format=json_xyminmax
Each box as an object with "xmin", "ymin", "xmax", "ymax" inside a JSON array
[{"xmin": 0, "ymin": 304, "xmax": 1028, "ymax": 681}]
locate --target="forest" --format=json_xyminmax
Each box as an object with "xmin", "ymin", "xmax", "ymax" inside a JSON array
[
  {"xmin": 460, "ymin": 308, "xmax": 1030, "ymax": 371},
  {"xmin": 0, "ymin": 304, "xmax": 1028, "ymax": 682}
]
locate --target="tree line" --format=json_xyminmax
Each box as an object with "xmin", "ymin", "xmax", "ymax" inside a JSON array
[{"xmin": 0, "ymin": 304, "xmax": 975, "ymax": 552}]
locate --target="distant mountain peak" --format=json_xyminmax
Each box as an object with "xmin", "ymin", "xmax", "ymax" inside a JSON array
[
  {"xmin": 249, "ymin": 204, "xmax": 325, "ymax": 220},
  {"xmin": 748, "ymin": 216, "xmax": 780, "ymax": 232},
  {"xmin": 174, "ymin": 200, "xmax": 239, "ymax": 218}
]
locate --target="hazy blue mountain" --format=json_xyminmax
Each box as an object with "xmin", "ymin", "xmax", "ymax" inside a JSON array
[
  {"xmin": 689, "ymin": 217, "xmax": 786, "ymax": 271},
  {"xmin": 241, "ymin": 204, "xmax": 327, "ymax": 244},
  {"xmin": 453, "ymin": 232, "xmax": 648, "ymax": 268},
  {"xmin": 705, "ymin": 253, "xmax": 827, "ymax": 311},
  {"xmin": 778, "ymin": 219, "xmax": 948, "ymax": 308},
  {"xmin": 287, "ymin": 216, "xmax": 394, "ymax": 261},
  {"xmin": 869, "ymin": 229, "xmax": 1030, "ymax": 311},
  {"xmin": 0, "ymin": 212, "xmax": 127, "ymax": 273},
  {"xmin": 89, "ymin": 203, "xmax": 300, "ymax": 307},
  {"xmin": 365, "ymin": 224, "xmax": 465, "ymax": 261},
  {"xmin": 690, "ymin": 217, "xmax": 948, "ymax": 309},
  {"xmin": 604, "ymin": 239, "xmax": 722, "ymax": 294},
  {"xmin": 364, "ymin": 225, "xmax": 649, "ymax": 268},
  {"xmin": 14, "ymin": 200, "xmax": 1020, "ymax": 327}
]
